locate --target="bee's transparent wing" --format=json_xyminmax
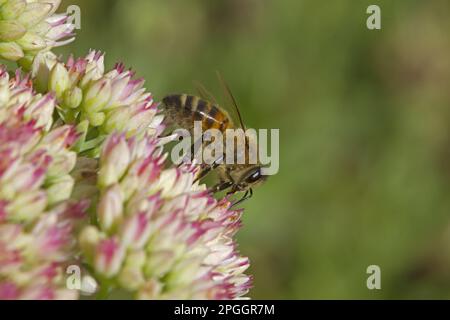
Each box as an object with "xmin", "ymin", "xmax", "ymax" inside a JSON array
[{"xmin": 193, "ymin": 81, "xmax": 218, "ymax": 105}]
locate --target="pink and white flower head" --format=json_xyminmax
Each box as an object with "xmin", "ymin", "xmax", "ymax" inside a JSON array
[
  {"xmin": 0, "ymin": 66, "xmax": 79, "ymax": 208},
  {"xmin": 79, "ymin": 133, "xmax": 251, "ymax": 299},
  {"xmin": 31, "ymin": 50, "xmax": 159, "ymax": 156},
  {"xmin": 0, "ymin": 64, "xmax": 88, "ymax": 300},
  {"xmin": 0, "ymin": 63, "xmax": 253, "ymax": 299},
  {"xmin": 0, "ymin": 0, "xmax": 255, "ymax": 301},
  {"xmin": 0, "ymin": 201, "xmax": 88, "ymax": 300},
  {"xmin": 0, "ymin": 0, "xmax": 75, "ymax": 65}
]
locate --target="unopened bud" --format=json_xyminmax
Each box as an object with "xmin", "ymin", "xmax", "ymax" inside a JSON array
[
  {"xmin": 63, "ymin": 86, "xmax": 82, "ymax": 109},
  {"xmin": 0, "ymin": 41, "xmax": 24, "ymax": 61},
  {"xmin": 0, "ymin": 20, "xmax": 26, "ymax": 41},
  {"xmin": 0, "ymin": 0, "xmax": 26, "ymax": 20},
  {"xmin": 16, "ymin": 32, "xmax": 46, "ymax": 51},
  {"xmin": 49, "ymin": 63, "xmax": 70, "ymax": 99}
]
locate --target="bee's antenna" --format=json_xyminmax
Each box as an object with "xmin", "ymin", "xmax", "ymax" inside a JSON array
[{"xmin": 216, "ymin": 71, "xmax": 246, "ymax": 132}]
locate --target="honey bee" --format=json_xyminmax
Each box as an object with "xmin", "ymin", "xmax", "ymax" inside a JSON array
[{"xmin": 161, "ymin": 73, "xmax": 266, "ymax": 205}]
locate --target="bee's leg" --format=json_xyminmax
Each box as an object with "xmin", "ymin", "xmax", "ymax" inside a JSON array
[
  {"xmin": 209, "ymin": 181, "xmax": 233, "ymax": 194},
  {"xmin": 194, "ymin": 155, "xmax": 224, "ymax": 182},
  {"xmin": 194, "ymin": 165, "xmax": 212, "ymax": 182},
  {"xmin": 230, "ymin": 188, "xmax": 253, "ymax": 208}
]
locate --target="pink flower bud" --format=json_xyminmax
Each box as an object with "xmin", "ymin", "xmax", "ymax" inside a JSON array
[
  {"xmin": 39, "ymin": 125, "xmax": 78, "ymax": 154},
  {"xmin": 98, "ymin": 134, "xmax": 130, "ymax": 187},
  {"xmin": 24, "ymin": 92, "xmax": 55, "ymax": 128},
  {"xmin": 94, "ymin": 238, "xmax": 125, "ymax": 278},
  {"xmin": 97, "ymin": 184, "xmax": 123, "ymax": 232},
  {"xmin": 120, "ymin": 212, "xmax": 151, "ymax": 249}
]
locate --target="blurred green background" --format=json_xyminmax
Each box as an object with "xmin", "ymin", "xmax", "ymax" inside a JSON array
[{"xmin": 59, "ymin": 0, "xmax": 450, "ymax": 299}]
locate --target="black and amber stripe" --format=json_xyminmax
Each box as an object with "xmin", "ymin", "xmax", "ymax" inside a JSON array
[{"xmin": 162, "ymin": 94, "xmax": 232, "ymax": 132}]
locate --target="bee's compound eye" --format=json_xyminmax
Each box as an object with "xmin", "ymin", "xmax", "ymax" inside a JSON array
[{"xmin": 246, "ymin": 168, "xmax": 262, "ymax": 183}]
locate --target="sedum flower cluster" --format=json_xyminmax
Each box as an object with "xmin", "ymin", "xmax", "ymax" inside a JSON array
[
  {"xmin": 0, "ymin": 0, "xmax": 252, "ymax": 300},
  {"xmin": 31, "ymin": 50, "xmax": 159, "ymax": 156},
  {"xmin": 0, "ymin": 66, "xmax": 88, "ymax": 299},
  {"xmin": 78, "ymin": 133, "xmax": 251, "ymax": 299},
  {"xmin": 0, "ymin": 0, "xmax": 74, "ymax": 66}
]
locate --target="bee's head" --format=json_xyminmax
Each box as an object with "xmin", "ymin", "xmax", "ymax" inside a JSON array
[
  {"xmin": 232, "ymin": 166, "xmax": 268, "ymax": 193},
  {"xmin": 226, "ymin": 166, "xmax": 268, "ymax": 207}
]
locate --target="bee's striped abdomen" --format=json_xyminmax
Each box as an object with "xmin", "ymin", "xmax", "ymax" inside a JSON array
[{"xmin": 162, "ymin": 94, "xmax": 232, "ymax": 132}]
